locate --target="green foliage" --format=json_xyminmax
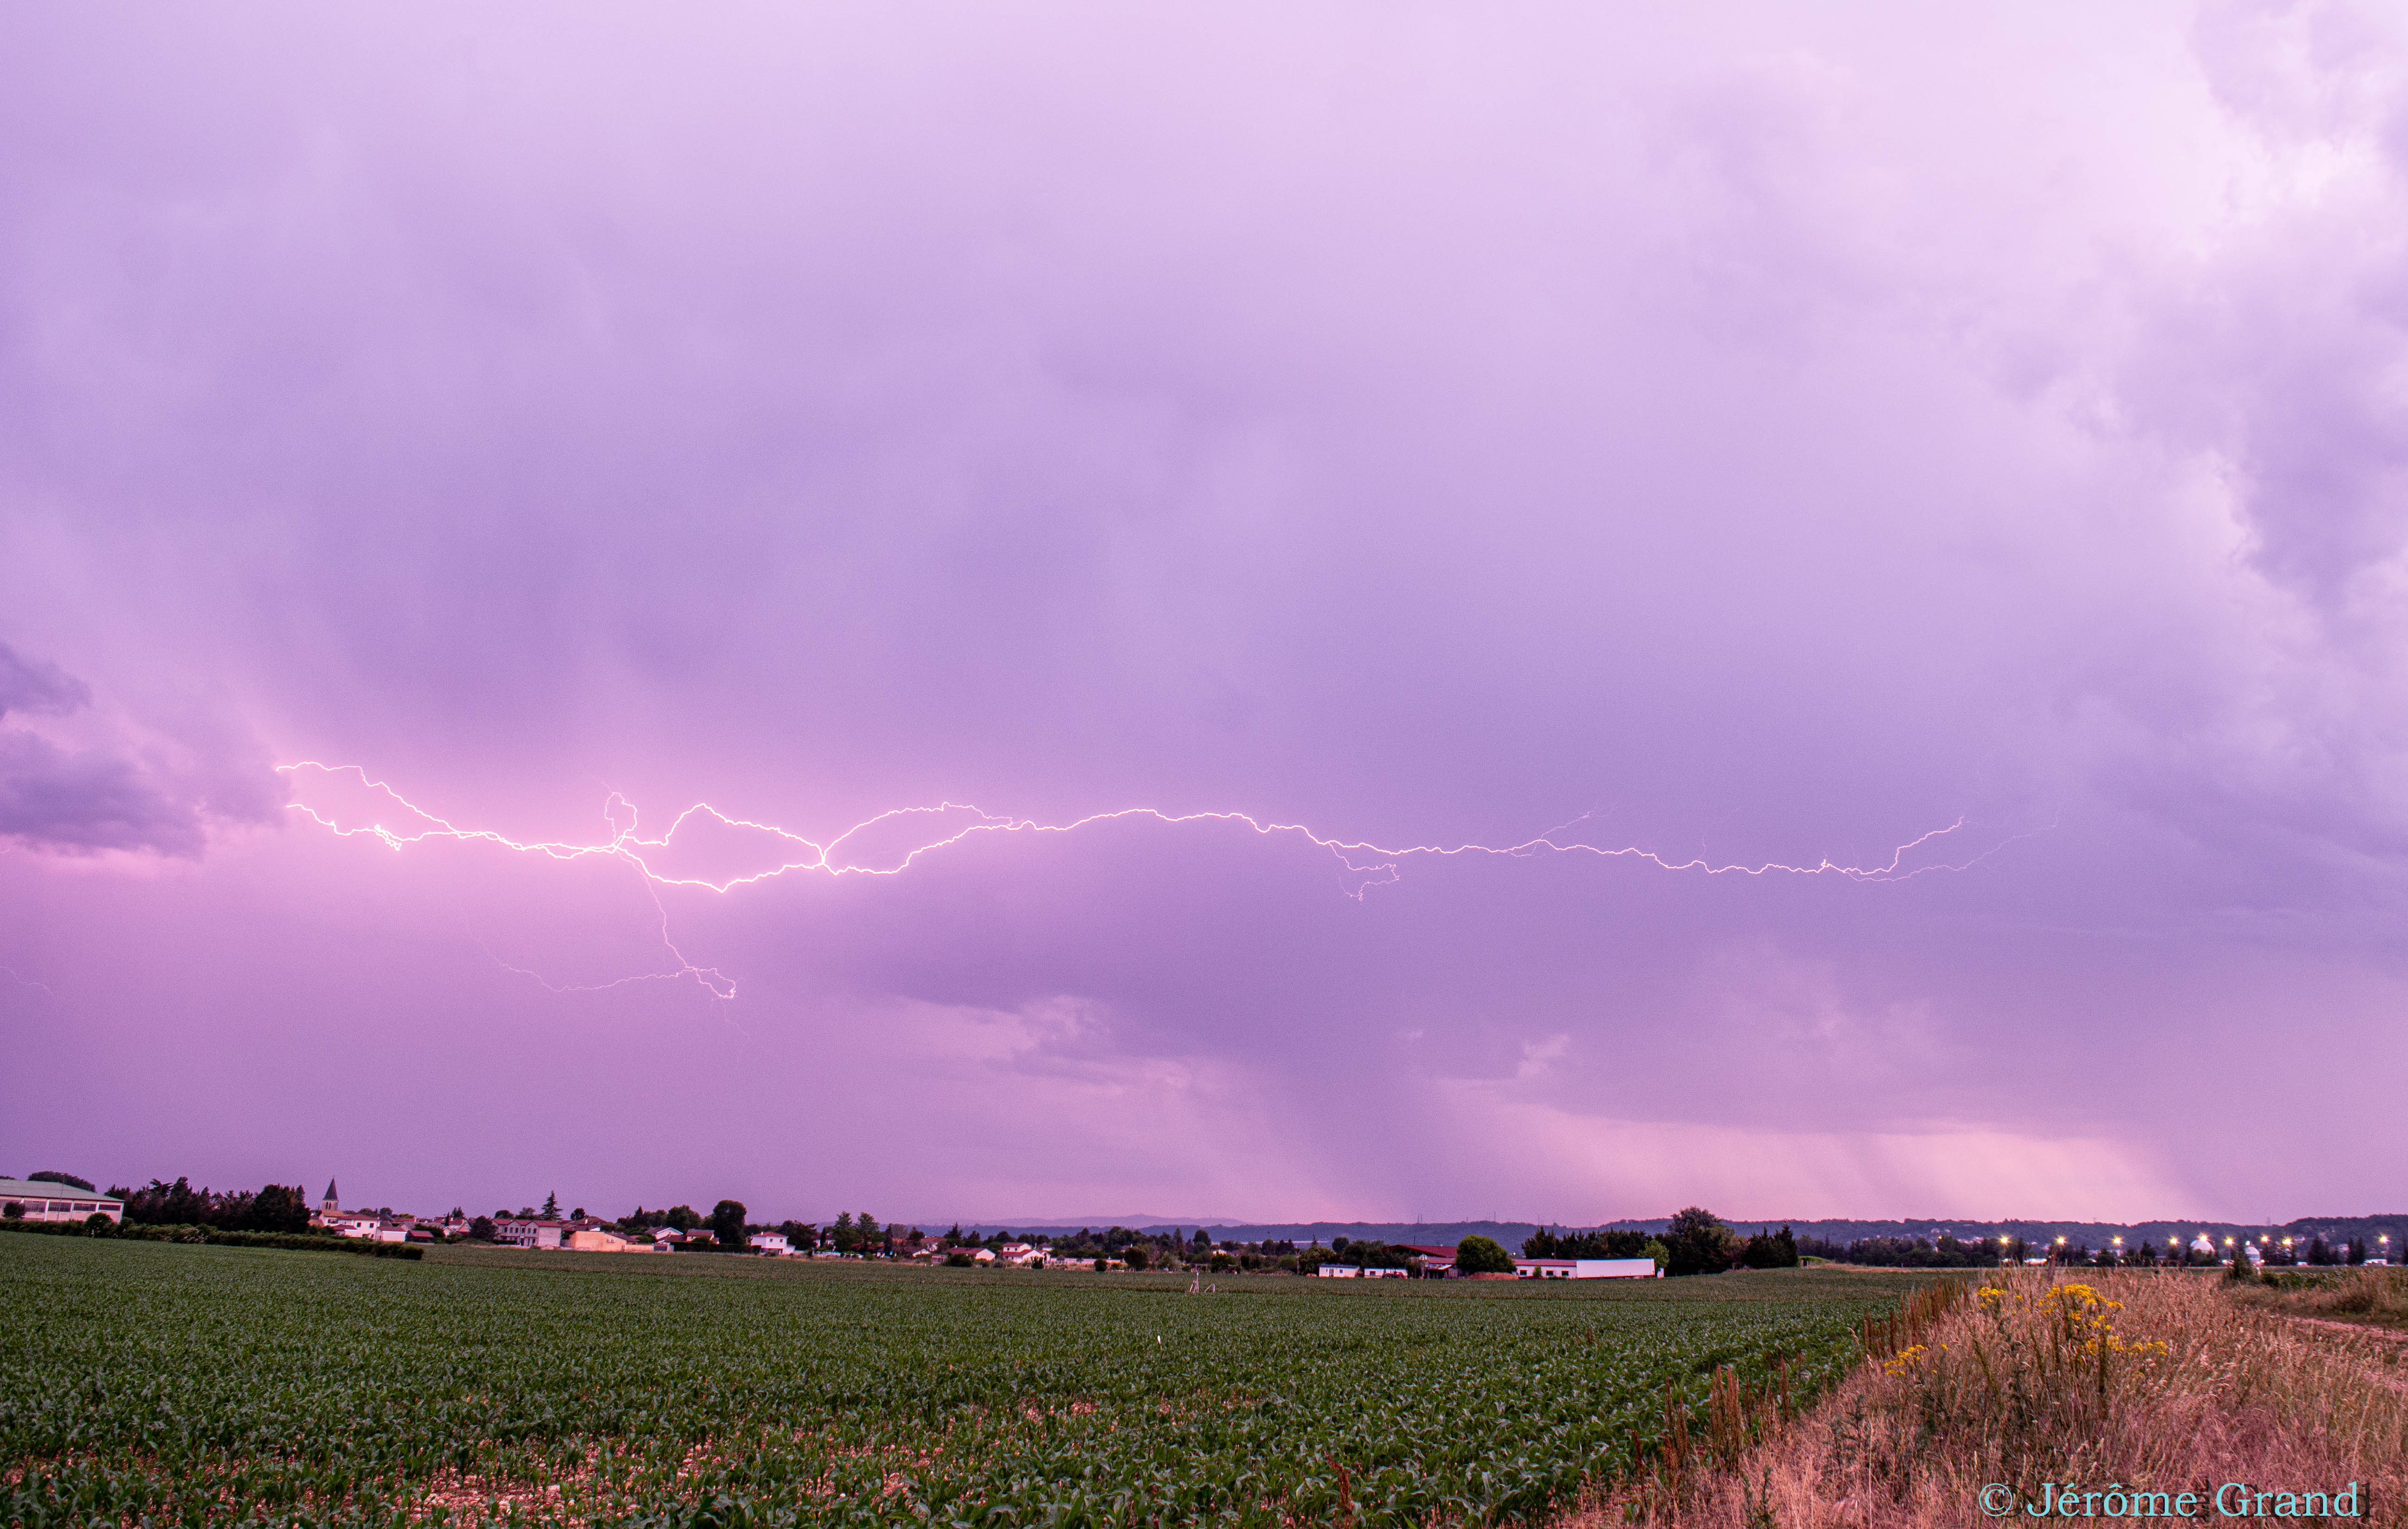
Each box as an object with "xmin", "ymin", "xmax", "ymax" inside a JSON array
[
  {"xmin": 0, "ymin": 1218, "xmax": 419, "ymax": 1258},
  {"xmin": 1522, "ymin": 1228, "xmax": 1654, "ymax": 1260},
  {"xmin": 1454, "ymin": 1234, "xmax": 1514, "ymax": 1274},
  {"xmin": 1664, "ymin": 1208, "xmax": 1741, "ymax": 1277},
  {"xmin": 26, "ymin": 1171, "xmax": 96, "ymax": 1192},
  {"xmin": 114, "ymin": 1176, "xmax": 311, "ymax": 1231},
  {"xmin": 245, "ymin": 1184, "xmax": 313, "ymax": 1234},
  {"xmin": 710, "ymin": 1199, "xmax": 748, "ymax": 1252},
  {"xmin": 0, "ymin": 1236, "xmax": 1914, "ymax": 1528},
  {"xmin": 1739, "ymin": 1227, "xmax": 1799, "ymax": 1270}
]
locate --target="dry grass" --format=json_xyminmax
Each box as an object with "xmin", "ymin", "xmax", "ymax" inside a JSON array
[
  {"xmin": 2238, "ymin": 1267, "xmax": 2408, "ymax": 1334},
  {"xmin": 1557, "ymin": 1270, "xmax": 2408, "ymax": 1528}
]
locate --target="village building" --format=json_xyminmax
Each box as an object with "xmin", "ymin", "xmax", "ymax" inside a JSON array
[
  {"xmin": 493, "ymin": 1217, "xmax": 565, "ymax": 1250},
  {"xmin": 312, "ymin": 1179, "xmax": 411, "ymax": 1240},
  {"xmin": 570, "ymin": 1228, "xmax": 664, "ymax": 1254}
]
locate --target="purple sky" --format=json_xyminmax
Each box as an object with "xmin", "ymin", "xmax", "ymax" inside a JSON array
[{"xmin": 6, "ymin": 2, "xmax": 2406, "ymax": 1227}]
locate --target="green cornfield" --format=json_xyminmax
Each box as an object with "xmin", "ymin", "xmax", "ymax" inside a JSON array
[{"xmin": 0, "ymin": 1235, "xmax": 1924, "ymax": 1527}]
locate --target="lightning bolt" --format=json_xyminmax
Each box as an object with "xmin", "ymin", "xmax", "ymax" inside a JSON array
[{"xmin": 276, "ymin": 760, "xmax": 1999, "ymax": 999}]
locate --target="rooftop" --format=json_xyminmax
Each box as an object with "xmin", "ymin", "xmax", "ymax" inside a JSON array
[{"xmin": 0, "ymin": 1179, "xmax": 121, "ymax": 1203}]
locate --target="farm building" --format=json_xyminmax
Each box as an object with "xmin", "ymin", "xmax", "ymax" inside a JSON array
[
  {"xmin": 1512, "ymin": 1257, "xmax": 1658, "ymax": 1279},
  {"xmin": 0, "ymin": 1179, "xmax": 122, "ymax": 1224}
]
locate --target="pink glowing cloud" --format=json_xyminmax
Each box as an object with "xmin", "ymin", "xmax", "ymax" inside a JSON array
[{"xmin": 5, "ymin": 0, "xmax": 2408, "ymax": 1225}]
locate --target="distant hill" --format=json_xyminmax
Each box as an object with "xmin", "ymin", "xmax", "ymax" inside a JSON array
[
  {"xmin": 946, "ymin": 1213, "xmax": 2408, "ymax": 1255},
  {"xmin": 1590, "ymin": 1215, "xmax": 2408, "ymax": 1254},
  {"xmin": 952, "ymin": 1219, "xmax": 1545, "ymax": 1248}
]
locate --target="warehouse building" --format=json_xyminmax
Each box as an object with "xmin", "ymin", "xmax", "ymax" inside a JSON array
[{"xmin": 0, "ymin": 1178, "xmax": 123, "ymax": 1224}]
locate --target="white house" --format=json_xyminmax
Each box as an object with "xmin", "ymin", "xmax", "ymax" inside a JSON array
[
  {"xmin": 494, "ymin": 1218, "xmax": 565, "ymax": 1250},
  {"xmin": 1316, "ymin": 1264, "xmax": 1363, "ymax": 1278},
  {"xmin": 749, "ymin": 1232, "xmax": 791, "ymax": 1255}
]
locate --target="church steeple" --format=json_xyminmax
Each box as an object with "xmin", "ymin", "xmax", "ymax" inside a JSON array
[{"xmin": 323, "ymin": 1179, "xmax": 339, "ymax": 1213}]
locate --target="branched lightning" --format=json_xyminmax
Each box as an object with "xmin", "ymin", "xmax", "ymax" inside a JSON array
[
  {"xmin": 0, "ymin": 965, "xmax": 57, "ymax": 999},
  {"xmin": 276, "ymin": 760, "xmax": 1996, "ymax": 1000}
]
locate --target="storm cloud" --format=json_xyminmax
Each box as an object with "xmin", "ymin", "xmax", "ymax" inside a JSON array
[{"xmin": 3, "ymin": 0, "xmax": 2405, "ymax": 1224}]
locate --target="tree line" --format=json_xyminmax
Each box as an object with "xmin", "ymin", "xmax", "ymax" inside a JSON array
[
  {"xmin": 104, "ymin": 1178, "xmax": 314, "ymax": 1234},
  {"xmin": 1523, "ymin": 1210, "xmax": 1798, "ymax": 1276}
]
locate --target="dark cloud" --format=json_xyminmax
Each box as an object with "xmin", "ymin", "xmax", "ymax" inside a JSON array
[
  {"xmin": 0, "ymin": 642, "xmax": 90, "ymax": 719},
  {"xmin": 0, "ymin": 642, "xmax": 278, "ymax": 857},
  {"xmin": 3, "ymin": 2, "xmax": 2407, "ymax": 1220},
  {"xmin": 0, "ymin": 729, "xmax": 205, "ymax": 856}
]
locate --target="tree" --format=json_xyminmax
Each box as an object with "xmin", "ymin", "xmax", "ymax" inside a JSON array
[
  {"xmin": 710, "ymin": 1199, "xmax": 748, "ymax": 1251},
  {"xmin": 246, "ymin": 1184, "xmax": 312, "ymax": 1234},
  {"xmin": 857, "ymin": 1213, "xmax": 884, "ymax": 1255},
  {"xmin": 1741, "ymin": 1226, "xmax": 1799, "ymax": 1270},
  {"xmin": 1454, "ymin": 1235, "xmax": 1514, "ymax": 1274},
  {"xmin": 666, "ymin": 1204, "xmax": 701, "ymax": 1232},
  {"xmin": 1123, "ymin": 1244, "xmax": 1151, "ymax": 1271},
  {"xmin": 469, "ymin": 1216, "xmax": 497, "ymax": 1242},
  {"xmin": 29, "ymin": 1171, "xmax": 97, "ymax": 1192},
  {"xmin": 542, "ymin": 1191, "xmax": 560, "ymax": 1218},
  {"xmin": 1665, "ymin": 1207, "xmax": 1740, "ymax": 1277},
  {"xmin": 1524, "ymin": 1227, "xmax": 1654, "ymax": 1259}
]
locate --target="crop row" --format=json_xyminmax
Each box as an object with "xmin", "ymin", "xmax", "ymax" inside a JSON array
[{"xmin": 0, "ymin": 1237, "xmax": 1910, "ymax": 1527}]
